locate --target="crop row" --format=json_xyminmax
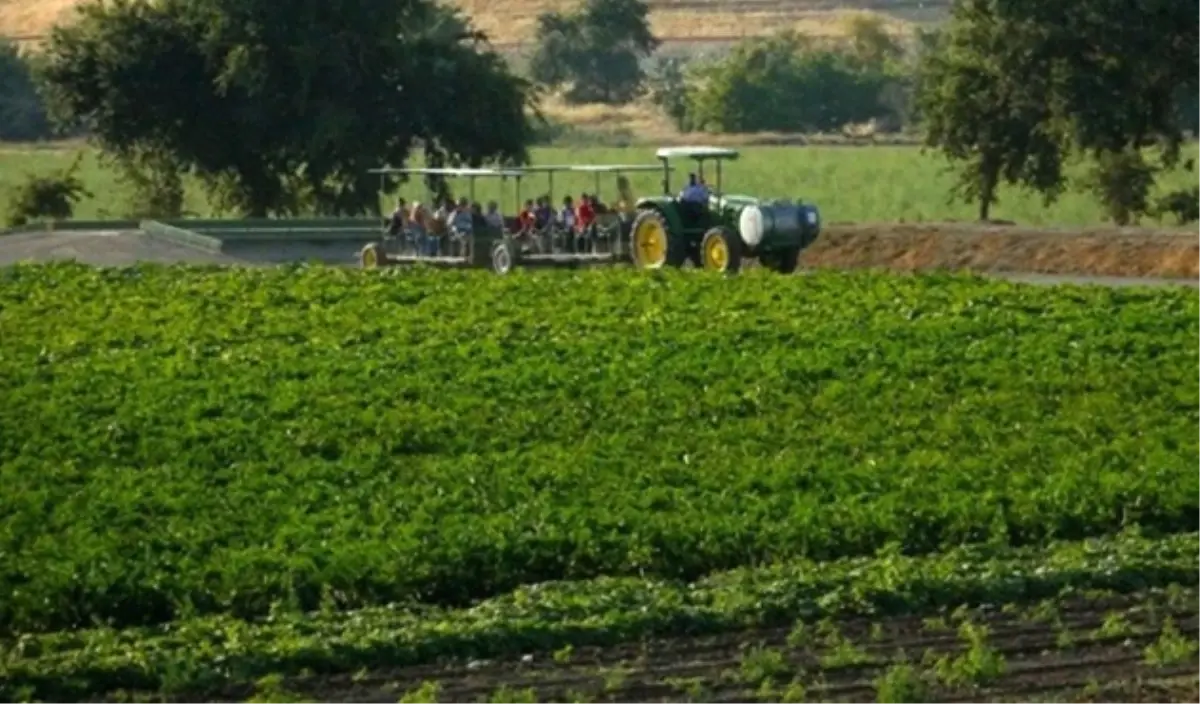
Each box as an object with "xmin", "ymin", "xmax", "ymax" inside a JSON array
[
  {"xmin": 0, "ymin": 531, "xmax": 1195, "ymax": 701},
  {"xmin": 0, "ymin": 263, "xmax": 1196, "ymax": 633}
]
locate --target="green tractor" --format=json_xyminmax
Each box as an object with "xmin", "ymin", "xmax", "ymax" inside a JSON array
[{"xmin": 629, "ymin": 146, "xmax": 821, "ymax": 273}]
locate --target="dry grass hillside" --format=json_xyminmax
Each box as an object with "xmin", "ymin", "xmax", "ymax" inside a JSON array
[{"xmin": 2, "ymin": 0, "xmax": 943, "ymax": 46}]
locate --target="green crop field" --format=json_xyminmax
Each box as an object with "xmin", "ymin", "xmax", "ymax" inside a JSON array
[
  {"xmin": 2, "ymin": 143, "xmax": 1196, "ymax": 227},
  {"xmin": 1, "ymin": 263, "xmax": 1198, "ymax": 700}
]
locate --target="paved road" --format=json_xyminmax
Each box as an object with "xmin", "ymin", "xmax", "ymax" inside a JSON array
[{"xmin": 1, "ymin": 231, "xmax": 1196, "ymax": 288}]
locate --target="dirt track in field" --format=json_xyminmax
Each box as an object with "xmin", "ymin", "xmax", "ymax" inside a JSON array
[
  {"xmin": 806, "ymin": 222, "xmax": 1199, "ymax": 279},
  {"xmin": 200, "ymin": 590, "xmax": 1199, "ymax": 704},
  {"xmin": 1, "ymin": 222, "xmax": 1197, "ymax": 283}
]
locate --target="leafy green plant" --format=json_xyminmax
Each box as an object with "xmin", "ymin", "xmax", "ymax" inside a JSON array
[
  {"xmin": 739, "ymin": 646, "xmax": 791, "ymax": 686},
  {"xmin": 1144, "ymin": 618, "xmax": 1199, "ymax": 667},
  {"xmin": 489, "ymin": 685, "xmax": 537, "ymax": 703},
  {"xmin": 874, "ymin": 661, "xmax": 929, "ymax": 703},
  {"xmin": 929, "ymin": 622, "xmax": 1006, "ymax": 687},
  {"xmin": 398, "ymin": 681, "xmax": 440, "ymax": 703},
  {"xmin": 1093, "ymin": 611, "xmax": 1134, "ymax": 640},
  {"xmin": 4, "ymin": 152, "xmax": 91, "ymax": 226}
]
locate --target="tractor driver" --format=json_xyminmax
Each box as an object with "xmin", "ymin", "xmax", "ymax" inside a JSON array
[
  {"xmin": 679, "ymin": 172, "xmax": 709, "ymax": 226},
  {"xmin": 680, "ymin": 173, "xmax": 709, "ymax": 204}
]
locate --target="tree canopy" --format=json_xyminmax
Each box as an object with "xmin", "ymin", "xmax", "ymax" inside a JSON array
[
  {"xmin": 37, "ymin": 0, "xmax": 537, "ymax": 216},
  {"xmin": 916, "ymin": 0, "xmax": 1198, "ymax": 221},
  {"xmin": 528, "ymin": 0, "xmax": 659, "ymax": 104}
]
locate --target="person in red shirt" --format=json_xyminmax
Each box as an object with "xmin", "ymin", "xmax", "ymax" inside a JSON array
[
  {"xmin": 575, "ymin": 193, "xmax": 595, "ymax": 253},
  {"xmin": 516, "ymin": 199, "xmax": 536, "ymax": 233}
]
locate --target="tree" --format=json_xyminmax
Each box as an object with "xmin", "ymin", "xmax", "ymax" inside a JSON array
[
  {"xmin": 915, "ymin": 0, "xmax": 1198, "ymax": 222},
  {"xmin": 0, "ymin": 40, "xmax": 53, "ymax": 141},
  {"xmin": 686, "ymin": 33, "xmax": 893, "ymax": 134},
  {"xmin": 37, "ymin": 0, "xmax": 536, "ymax": 217},
  {"xmin": 529, "ymin": 0, "xmax": 659, "ymax": 104},
  {"xmin": 914, "ymin": 1, "xmax": 1069, "ymax": 221}
]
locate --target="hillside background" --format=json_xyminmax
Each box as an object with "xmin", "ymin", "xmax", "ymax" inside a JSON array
[{"xmin": 0, "ymin": 0, "xmax": 945, "ymax": 50}]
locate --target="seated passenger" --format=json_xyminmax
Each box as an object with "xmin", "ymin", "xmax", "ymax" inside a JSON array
[
  {"xmin": 576, "ymin": 193, "xmax": 595, "ymax": 234},
  {"xmin": 470, "ymin": 202, "xmax": 489, "ymax": 232},
  {"xmin": 517, "ymin": 199, "xmax": 537, "ymax": 232},
  {"xmin": 386, "ymin": 197, "xmax": 408, "ymax": 236},
  {"xmin": 534, "ymin": 196, "xmax": 553, "ymax": 229},
  {"xmin": 410, "ymin": 202, "xmax": 439, "ymax": 257},
  {"xmin": 485, "ymin": 200, "xmax": 505, "ymax": 230},
  {"xmin": 559, "ymin": 195, "xmax": 576, "ymax": 231},
  {"xmin": 451, "ymin": 197, "xmax": 474, "ymax": 236},
  {"xmin": 431, "ymin": 198, "xmax": 452, "ymax": 234}
]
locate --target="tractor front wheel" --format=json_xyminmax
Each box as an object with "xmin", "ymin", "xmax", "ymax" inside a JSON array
[
  {"xmin": 700, "ymin": 226, "xmax": 743, "ymax": 274},
  {"xmin": 630, "ymin": 209, "xmax": 686, "ymax": 269}
]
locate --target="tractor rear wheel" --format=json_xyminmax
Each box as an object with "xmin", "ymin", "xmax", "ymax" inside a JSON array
[
  {"xmin": 700, "ymin": 226, "xmax": 743, "ymax": 274},
  {"xmin": 630, "ymin": 209, "xmax": 687, "ymax": 269},
  {"xmin": 760, "ymin": 246, "xmax": 802, "ymax": 274}
]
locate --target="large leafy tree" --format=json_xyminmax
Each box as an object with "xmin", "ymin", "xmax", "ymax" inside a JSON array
[
  {"xmin": 37, "ymin": 0, "xmax": 536, "ymax": 216},
  {"xmin": 916, "ymin": 0, "xmax": 1197, "ymax": 222},
  {"xmin": 529, "ymin": 0, "xmax": 658, "ymax": 105}
]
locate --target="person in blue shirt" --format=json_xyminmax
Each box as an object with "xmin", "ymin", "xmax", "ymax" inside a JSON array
[{"xmin": 680, "ymin": 173, "xmax": 709, "ymax": 203}]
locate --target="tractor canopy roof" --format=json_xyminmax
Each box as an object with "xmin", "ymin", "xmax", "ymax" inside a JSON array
[{"xmin": 654, "ymin": 146, "xmax": 739, "ymax": 161}]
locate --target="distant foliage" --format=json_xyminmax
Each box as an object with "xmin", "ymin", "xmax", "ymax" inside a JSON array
[
  {"xmin": 1152, "ymin": 186, "xmax": 1200, "ymax": 225},
  {"xmin": 1080, "ymin": 149, "xmax": 1159, "ymax": 226},
  {"xmin": 646, "ymin": 56, "xmax": 694, "ymax": 132},
  {"xmin": 3, "ymin": 152, "xmax": 91, "ymax": 226},
  {"xmin": 685, "ymin": 33, "xmax": 899, "ymax": 134},
  {"xmin": 0, "ymin": 40, "xmax": 53, "ymax": 142},
  {"xmin": 529, "ymin": 0, "xmax": 659, "ymax": 104}
]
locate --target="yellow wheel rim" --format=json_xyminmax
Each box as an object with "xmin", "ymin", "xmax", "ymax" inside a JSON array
[
  {"xmin": 704, "ymin": 235, "xmax": 729, "ymax": 270},
  {"xmin": 362, "ymin": 246, "xmax": 378, "ymax": 269},
  {"xmin": 633, "ymin": 219, "xmax": 666, "ymax": 266}
]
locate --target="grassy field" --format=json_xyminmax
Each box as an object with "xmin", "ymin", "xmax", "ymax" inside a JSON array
[
  {"xmin": 3, "ymin": 142, "xmax": 1196, "ymax": 226},
  {"xmin": 0, "ymin": 263, "xmax": 1196, "ymax": 700}
]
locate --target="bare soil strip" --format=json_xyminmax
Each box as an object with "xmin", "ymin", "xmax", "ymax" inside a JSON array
[
  {"xmin": 190, "ymin": 590, "xmax": 1200, "ymax": 703},
  {"xmin": 806, "ymin": 223, "xmax": 1199, "ymax": 279},
  {"xmin": 2, "ymin": 225, "xmax": 1196, "ymax": 281}
]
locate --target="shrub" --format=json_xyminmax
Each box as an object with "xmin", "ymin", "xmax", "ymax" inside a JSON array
[{"xmin": 3, "ymin": 153, "xmax": 91, "ymax": 227}]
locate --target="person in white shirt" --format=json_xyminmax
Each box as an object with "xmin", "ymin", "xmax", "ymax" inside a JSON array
[{"xmin": 559, "ymin": 195, "xmax": 576, "ymax": 230}]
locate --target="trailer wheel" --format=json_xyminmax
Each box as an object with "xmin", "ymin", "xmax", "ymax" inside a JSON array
[
  {"xmin": 491, "ymin": 239, "xmax": 517, "ymax": 275},
  {"xmin": 700, "ymin": 226, "xmax": 743, "ymax": 274},
  {"xmin": 360, "ymin": 242, "xmax": 388, "ymax": 269}
]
